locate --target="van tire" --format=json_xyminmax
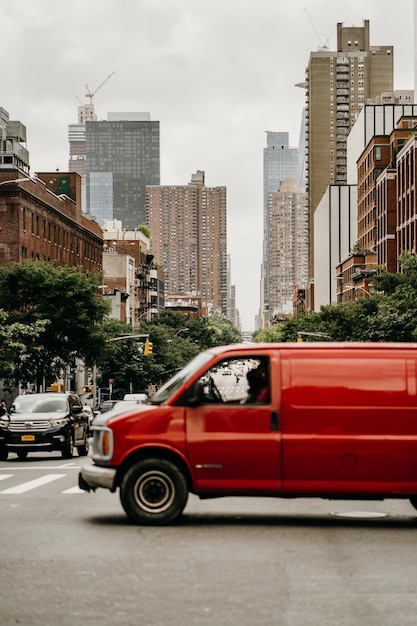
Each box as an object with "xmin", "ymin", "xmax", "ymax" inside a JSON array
[
  {"xmin": 120, "ymin": 458, "xmax": 188, "ymax": 526},
  {"xmin": 409, "ymin": 497, "xmax": 417, "ymax": 511}
]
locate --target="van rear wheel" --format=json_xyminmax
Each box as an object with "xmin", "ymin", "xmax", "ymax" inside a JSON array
[
  {"xmin": 120, "ymin": 458, "xmax": 188, "ymax": 526},
  {"xmin": 409, "ymin": 497, "xmax": 417, "ymax": 512}
]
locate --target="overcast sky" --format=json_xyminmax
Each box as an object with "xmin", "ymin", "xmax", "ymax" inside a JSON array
[{"xmin": 1, "ymin": 0, "xmax": 414, "ymax": 330}]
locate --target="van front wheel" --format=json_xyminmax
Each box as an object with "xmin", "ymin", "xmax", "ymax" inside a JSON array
[
  {"xmin": 409, "ymin": 496, "xmax": 417, "ymax": 512},
  {"xmin": 120, "ymin": 458, "xmax": 188, "ymax": 526}
]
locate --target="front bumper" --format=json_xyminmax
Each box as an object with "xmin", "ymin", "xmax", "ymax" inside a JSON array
[
  {"xmin": 79, "ymin": 459, "xmax": 117, "ymax": 492},
  {"xmin": 2, "ymin": 428, "xmax": 69, "ymax": 452}
]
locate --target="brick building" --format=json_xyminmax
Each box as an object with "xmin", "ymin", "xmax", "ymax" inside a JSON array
[
  {"xmin": 0, "ymin": 170, "xmax": 103, "ymax": 271},
  {"xmin": 102, "ymin": 220, "xmax": 164, "ymax": 325}
]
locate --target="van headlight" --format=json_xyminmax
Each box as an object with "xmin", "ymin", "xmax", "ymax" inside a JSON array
[
  {"xmin": 92, "ymin": 427, "xmax": 114, "ymax": 462},
  {"xmin": 0, "ymin": 418, "xmax": 10, "ymax": 429}
]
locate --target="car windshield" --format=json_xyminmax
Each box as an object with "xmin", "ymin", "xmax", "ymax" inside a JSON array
[
  {"xmin": 150, "ymin": 351, "xmax": 215, "ymax": 405},
  {"xmin": 12, "ymin": 396, "xmax": 67, "ymax": 413}
]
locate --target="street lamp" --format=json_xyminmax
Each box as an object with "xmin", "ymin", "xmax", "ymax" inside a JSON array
[
  {"xmin": 175, "ymin": 328, "xmax": 189, "ymax": 336},
  {"xmin": 107, "ymin": 334, "xmax": 149, "ymax": 342}
]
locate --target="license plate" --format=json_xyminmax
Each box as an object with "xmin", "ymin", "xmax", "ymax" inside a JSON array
[{"xmin": 21, "ymin": 434, "xmax": 35, "ymax": 442}]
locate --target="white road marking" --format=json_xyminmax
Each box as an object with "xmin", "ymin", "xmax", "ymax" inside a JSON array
[
  {"xmin": 0, "ymin": 474, "xmax": 66, "ymax": 494},
  {"xmin": 0, "ymin": 474, "xmax": 13, "ymax": 481},
  {"xmin": 62, "ymin": 486, "xmax": 84, "ymax": 494}
]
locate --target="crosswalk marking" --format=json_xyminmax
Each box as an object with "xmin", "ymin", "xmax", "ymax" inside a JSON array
[
  {"xmin": 63, "ymin": 486, "xmax": 84, "ymax": 494},
  {"xmin": 1, "ymin": 474, "xmax": 66, "ymax": 494},
  {"xmin": 0, "ymin": 474, "xmax": 13, "ymax": 482}
]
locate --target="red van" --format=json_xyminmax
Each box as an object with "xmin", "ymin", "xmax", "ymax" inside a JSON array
[{"xmin": 79, "ymin": 342, "xmax": 417, "ymax": 525}]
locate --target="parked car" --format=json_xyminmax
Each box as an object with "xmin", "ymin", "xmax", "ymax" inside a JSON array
[
  {"xmin": 96, "ymin": 400, "xmax": 150, "ymax": 419},
  {"xmin": 82, "ymin": 405, "xmax": 96, "ymax": 431},
  {"xmin": 0, "ymin": 392, "xmax": 89, "ymax": 461},
  {"xmin": 96, "ymin": 400, "xmax": 119, "ymax": 414}
]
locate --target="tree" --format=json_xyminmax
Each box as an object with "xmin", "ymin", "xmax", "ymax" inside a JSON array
[
  {"xmin": 95, "ymin": 311, "xmax": 242, "ymax": 399},
  {"xmin": 253, "ymin": 253, "xmax": 417, "ymax": 344},
  {"xmin": 0, "ymin": 310, "xmax": 48, "ymax": 389},
  {"xmin": 0, "ymin": 260, "xmax": 110, "ymax": 390},
  {"xmin": 137, "ymin": 224, "xmax": 151, "ymax": 238}
]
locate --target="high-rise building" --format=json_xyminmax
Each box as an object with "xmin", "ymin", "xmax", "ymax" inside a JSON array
[
  {"xmin": 266, "ymin": 179, "xmax": 308, "ymax": 319},
  {"xmin": 68, "ymin": 104, "xmax": 97, "ymax": 181},
  {"xmin": 0, "ymin": 107, "xmax": 29, "ymax": 175},
  {"xmin": 68, "ymin": 72, "xmax": 116, "ymax": 209},
  {"xmin": 85, "ymin": 112, "xmax": 160, "ymax": 229},
  {"xmin": 146, "ymin": 170, "xmax": 228, "ymax": 316},
  {"xmin": 306, "ymin": 20, "xmax": 394, "ymax": 277},
  {"xmin": 261, "ymin": 131, "xmax": 302, "ymax": 328}
]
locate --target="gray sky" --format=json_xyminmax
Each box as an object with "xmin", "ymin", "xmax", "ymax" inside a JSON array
[{"xmin": 2, "ymin": 0, "xmax": 414, "ymax": 330}]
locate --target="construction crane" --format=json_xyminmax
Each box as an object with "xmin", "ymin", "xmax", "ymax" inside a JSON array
[
  {"xmin": 304, "ymin": 8, "xmax": 329, "ymax": 51},
  {"xmin": 85, "ymin": 70, "xmax": 116, "ymax": 105}
]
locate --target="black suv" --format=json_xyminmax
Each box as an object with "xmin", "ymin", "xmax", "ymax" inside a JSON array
[{"xmin": 0, "ymin": 393, "xmax": 89, "ymax": 461}]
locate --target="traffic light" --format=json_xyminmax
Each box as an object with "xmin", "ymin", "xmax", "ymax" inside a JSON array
[
  {"xmin": 144, "ymin": 339, "xmax": 153, "ymax": 356},
  {"xmin": 82, "ymin": 385, "xmax": 93, "ymax": 393}
]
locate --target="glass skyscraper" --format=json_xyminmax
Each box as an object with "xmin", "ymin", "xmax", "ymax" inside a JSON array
[{"xmin": 86, "ymin": 113, "xmax": 160, "ymax": 229}]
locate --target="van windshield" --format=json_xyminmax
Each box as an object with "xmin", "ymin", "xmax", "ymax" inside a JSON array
[{"xmin": 150, "ymin": 351, "xmax": 214, "ymax": 405}]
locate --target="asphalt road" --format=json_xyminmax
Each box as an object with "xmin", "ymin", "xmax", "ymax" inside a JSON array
[{"xmin": 0, "ymin": 452, "xmax": 417, "ymax": 626}]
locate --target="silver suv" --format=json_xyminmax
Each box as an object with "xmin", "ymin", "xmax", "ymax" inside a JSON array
[{"xmin": 0, "ymin": 393, "xmax": 89, "ymax": 461}]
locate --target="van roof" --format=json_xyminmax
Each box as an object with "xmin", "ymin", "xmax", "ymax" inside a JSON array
[{"xmin": 207, "ymin": 342, "xmax": 417, "ymax": 356}]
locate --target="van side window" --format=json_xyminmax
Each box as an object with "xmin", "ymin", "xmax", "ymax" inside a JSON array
[{"xmin": 196, "ymin": 357, "xmax": 270, "ymax": 404}]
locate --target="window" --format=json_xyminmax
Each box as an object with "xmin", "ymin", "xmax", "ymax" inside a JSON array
[{"xmin": 193, "ymin": 357, "xmax": 271, "ymax": 405}]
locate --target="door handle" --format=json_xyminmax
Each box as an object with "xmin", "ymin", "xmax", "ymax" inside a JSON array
[{"xmin": 270, "ymin": 411, "xmax": 279, "ymax": 431}]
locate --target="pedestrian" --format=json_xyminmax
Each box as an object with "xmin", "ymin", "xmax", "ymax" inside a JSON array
[{"xmin": 0, "ymin": 400, "xmax": 7, "ymax": 416}]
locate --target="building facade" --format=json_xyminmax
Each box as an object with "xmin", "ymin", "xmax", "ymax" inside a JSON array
[
  {"xmin": 306, "ymin": 20, "xmax": 394, "ymax": 277},
  {"xmin": 102, "ymin": 220, "xmax": 164, "ymax": 325},
  {"xmin": 146, "ymin": 171, "xmax": 228, "ymax": 316},
  {"xmin": 314, "ymin": 184, "xmax": 357, "ymax": 309},
  {"xmin": 0, "ymin": 170, "xmax": 102, "ymax": 272},
  {"xmin": 86, "ymin": 113, "xmax": 160, "ymax": 229},
  {"xmin": 266, "ymin": 179, "xmax": 308, "ymax": 319}
]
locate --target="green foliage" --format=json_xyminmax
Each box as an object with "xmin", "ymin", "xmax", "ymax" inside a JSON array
[
  {"xmin": 254, "ymin": 253, "xmax": 417, "ymax": 344},
  {"xmin": 0, "ymin": 310, "xmax": 49, "ymax": 388},
  {"xmin": 0, "ymin": 260, "xmax": 110, "ymax": 389},
  {"xmin": 137, "ymin": 224, "xmax": 151, "ymax": 238},
  {"xmin": 96, "ymin": 310, "xmax": 242, "ymax": 398}
]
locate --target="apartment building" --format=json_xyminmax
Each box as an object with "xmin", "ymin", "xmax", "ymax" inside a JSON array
[
  {"xmin": 102, "ymin": 220, "xmax": 164, "ymax": 325},
  {"xmin": 266, "ymin": 179, "xmax": 308, "ymax": 319},
  {"xmin": 146, "ymin": 171, "xmax": 228, "ymax": 316},
  {"xmin": 306, "ymin": 20, "xmax": 393, "ymax": 277}
]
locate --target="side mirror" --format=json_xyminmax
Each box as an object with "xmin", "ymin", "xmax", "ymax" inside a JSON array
[{"xmin": 72, "ymin": 405, "xmax": 83, "ymax": 415}]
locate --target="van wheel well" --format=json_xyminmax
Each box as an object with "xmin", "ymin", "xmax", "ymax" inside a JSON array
[{"xmin": 117, "ymin": 448, "xmax": 194, "ymax": 492}]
